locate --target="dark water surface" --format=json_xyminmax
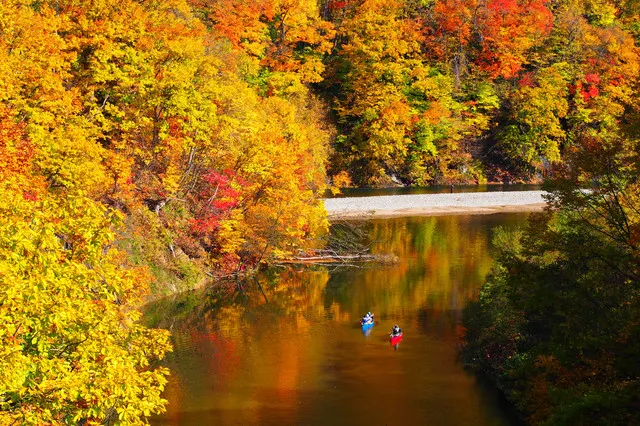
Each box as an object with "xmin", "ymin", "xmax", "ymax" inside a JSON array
[{"xmin": 147, "ymin": 214, "xmax": 528, "ymax": 425}]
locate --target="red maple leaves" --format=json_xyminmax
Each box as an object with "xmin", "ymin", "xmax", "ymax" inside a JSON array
[{"xmin": 191, "ymin": 170, "xmax": 241, "ymax": 233}]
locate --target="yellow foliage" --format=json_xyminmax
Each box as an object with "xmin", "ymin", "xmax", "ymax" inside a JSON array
[
  {"xmin": 334, "ymin": 0, "xmax": 462, "ymax": 185},
  {"xmin": 0, "ymin": 184, "xmax": 172, "ymax": 423},
  {"xmin": 330, "ymin": 171, "xmax": 352, "ymax": 195}
]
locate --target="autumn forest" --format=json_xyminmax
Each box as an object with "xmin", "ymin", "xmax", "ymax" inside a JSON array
[{"xmin": 1, "ymin": 0, "xmax": 639, "ymax": 424}]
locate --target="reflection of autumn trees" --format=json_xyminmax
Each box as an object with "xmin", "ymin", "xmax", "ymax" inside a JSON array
[
  {"xmin": 354, "ymin": 215, "xmax": 527, "ymax": 314},
  {"xmin": 147, "ymin": 214, "xmax": 530, "ymax": 421},
  {"xmin": 148, "ymin": 215, "xmax": 528, "ymax": 336},
  {"xmin": 148, "ymin": 270, "xmax": 335, "ymax": 419},
  {"xmin": 149, "ymin": 269, "xmax": 333, "ymax": 334}
]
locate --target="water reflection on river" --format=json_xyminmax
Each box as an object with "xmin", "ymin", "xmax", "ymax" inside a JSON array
[{"xmin": 147, "ymin": 214, "xmax": 528, "ymax": 425}]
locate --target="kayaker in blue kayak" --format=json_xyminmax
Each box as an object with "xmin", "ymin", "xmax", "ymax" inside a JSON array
[{"xmin": 361, "ymin": 312, "xmax": 374, "ymax": 325}]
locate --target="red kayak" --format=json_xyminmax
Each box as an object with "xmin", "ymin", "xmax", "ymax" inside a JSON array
[{"xmin": 390, "ymin": 332, "xmax": 403, "ymax": 345}]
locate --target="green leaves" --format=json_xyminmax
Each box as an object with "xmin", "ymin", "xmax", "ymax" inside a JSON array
[{"xmin": 461, "ymin": 131, "xmax": 640, "ymax": 424}]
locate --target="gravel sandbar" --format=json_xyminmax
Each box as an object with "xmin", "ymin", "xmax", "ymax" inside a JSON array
[{"xmin": 324, "ymin": 190, "xmax": 548, "ymax": 219}]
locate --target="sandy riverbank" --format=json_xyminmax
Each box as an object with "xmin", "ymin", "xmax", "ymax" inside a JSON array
[{"xmin": 323, "ymin": 190, "xmax": 548, "ymax": 219}]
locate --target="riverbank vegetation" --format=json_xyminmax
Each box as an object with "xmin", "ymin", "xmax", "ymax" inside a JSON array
[
  {"xmin": 461, "ymin": 132, "xmax": 640, "ymax": 423},
  {"xmin": 0, "ymin": 116, "xmax": 172, "ymax": 422},
  {"xmin": 0, "ymin": 0, "xmax": 331, "ymax": 422},
  {"xmin": 1, "ymin": 0, "xmax": 639, "ymax": 423}
]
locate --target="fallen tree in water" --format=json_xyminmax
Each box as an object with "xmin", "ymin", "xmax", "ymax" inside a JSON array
[
  {"xmin": 278, "ymin": 249, "xmax": 397, "ymax": 264},
  {"xmin": 277, "ymin": 219, "xmax": 398, "ymax": 265}
]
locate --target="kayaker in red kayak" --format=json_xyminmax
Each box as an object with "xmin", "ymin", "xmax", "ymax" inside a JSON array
[{"xmin": 390, "ymin": 325, "xmax": 403, "ymax": 345}]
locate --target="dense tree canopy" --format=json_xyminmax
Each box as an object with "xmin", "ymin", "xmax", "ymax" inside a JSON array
[
  {"xmin": 0, "ymin": 0, "xmax": 331, "ymax": 421},
  {"xmin": 0, "ymin": 105, "xmax": 171, "ymax": 423},
  {"xmin": 324, "ymin": 0, "xmax": 639, "ymax": 185},
  {"xmin": 1, "ymin": 0, "xmax": 640, "ymax": 422}
]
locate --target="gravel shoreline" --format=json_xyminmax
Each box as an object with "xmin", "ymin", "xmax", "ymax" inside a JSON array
[{"xmin": 324, "ymin": 190, "xmax": 548, "ymax": 219}]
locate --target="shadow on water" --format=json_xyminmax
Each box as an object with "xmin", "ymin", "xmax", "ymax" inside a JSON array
[
  {"xmin": 473, "ymin": 374, "xmax": 527, "ymax": 426},
  {"xmin": 146, "ymin": 213, "xmax": 531, "ymax": 425}
]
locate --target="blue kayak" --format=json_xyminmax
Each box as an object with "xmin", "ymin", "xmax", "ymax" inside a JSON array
[{"xmin": 361, "ymin": 320, "xmax": 374, "ymax": 330}]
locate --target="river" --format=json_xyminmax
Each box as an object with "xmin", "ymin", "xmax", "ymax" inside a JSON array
[{"xmin": 147, "ymin": 213, "xmax": 529, "ymax": 425}]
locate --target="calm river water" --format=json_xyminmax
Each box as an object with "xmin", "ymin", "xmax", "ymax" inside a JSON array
[{"xmin": 147, "ymin": 213, "xmax": 529, "ymax": 425}]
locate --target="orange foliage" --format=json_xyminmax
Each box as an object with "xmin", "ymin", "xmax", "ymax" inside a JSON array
[
  {"xmin": 428, "ymin": 0, "xmax": 552, "ymax": 79},
  {"xmin": 193, "ymin": 0, "xmax": 274, "ymax": 56}
]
